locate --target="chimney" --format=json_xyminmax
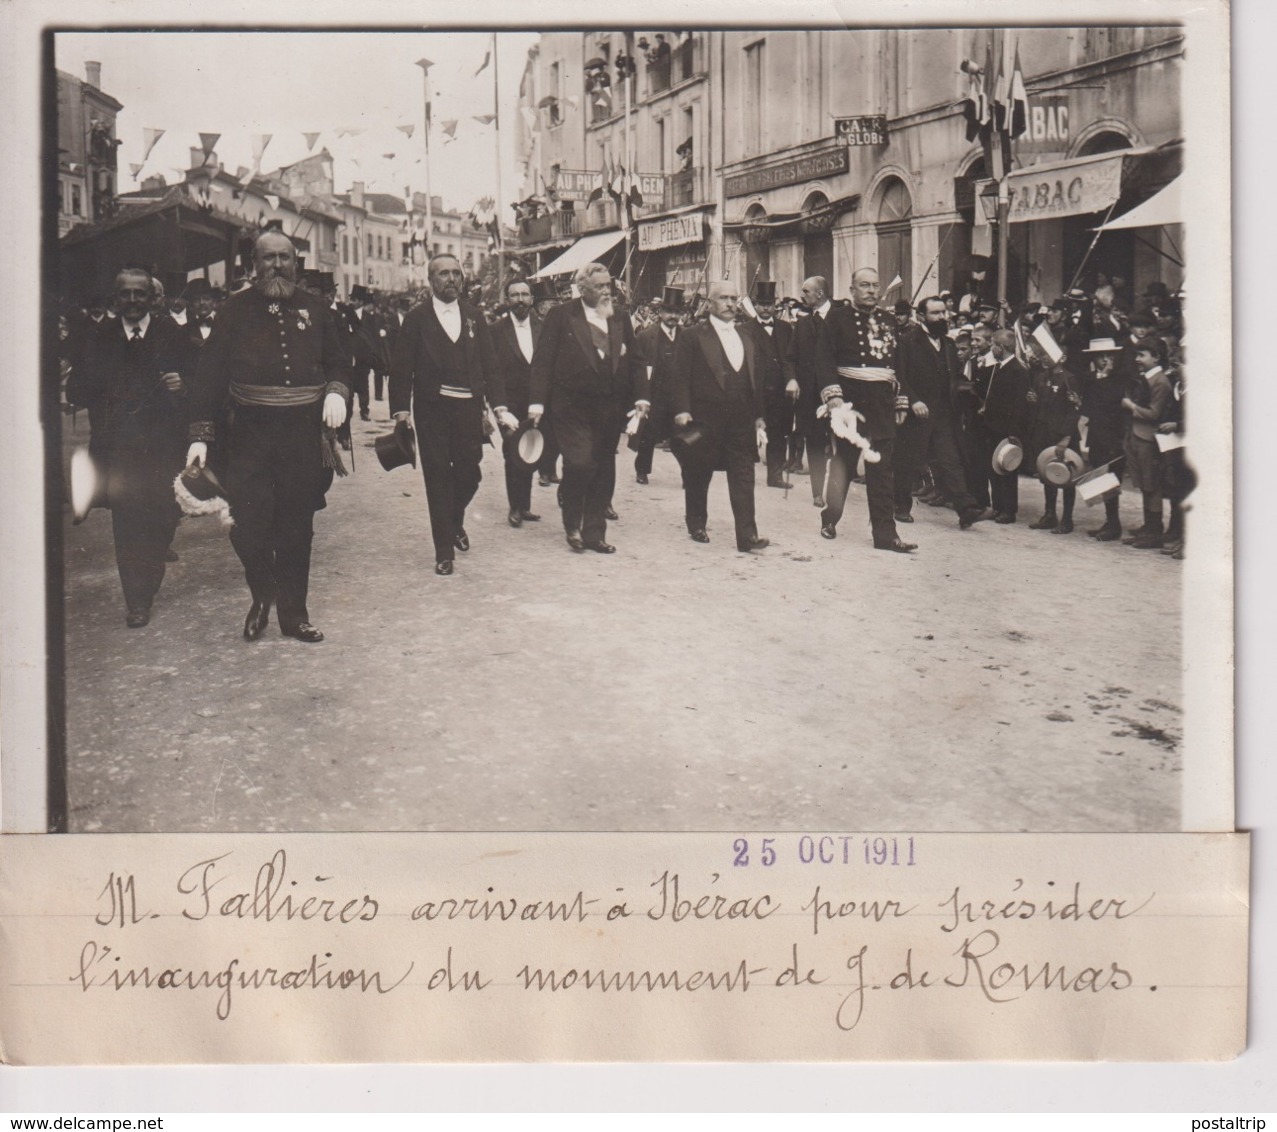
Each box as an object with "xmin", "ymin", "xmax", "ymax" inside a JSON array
[
  {"xmin": 85, "ymin": 61, "xmax": 101, "ymax": 88},
  {"xmin": 351, "ymin": 181, "xmax": 365, "ymax": 209}
]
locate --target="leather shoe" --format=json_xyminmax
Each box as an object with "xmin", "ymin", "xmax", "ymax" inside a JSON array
[
  {"xmin": 812, "ymin": 496, "xmax": 825, "ymax": 508},
  {"xmin": 689, "ymin": 528, "xmax": 710, "ymax": 543},
  {"xmin": 820, "ymin": 523, "xmax": 837, "ymax": 540},
  {"xmin": 125, "ymin": 609, "xmax": 150, "ymax": 629},
  {"xmin": 243, "ymin": 600, "xmax": 272, "ymax": 641},
  {"xmin": 1131, "ymin": 533, "xmax": 1164, "ymax": 549},
  {"xmin": 508, "ymin": 509, "xmax": 523, "ymax": 528},
  {"xmin": 520, "ymin": 510, "xmax": 541, "ymax": 522},
  {"xmin": 1094, "ymin": 527, "xmax": 1123, "ymax": 542},
  {"xmin": 539, "ymin": 474, "xmax": 553, "ymax": 487},
  {"xmin": 767, "ymin": 477, "xmax": 792, "ymax": 489},
  {"xmin": 1028, "ymin": 513, "xmax": 1058, "ymax": 530},
  {"xmin": 1121, "ymin": 526, "xmax": 1147, "ymax": 545},
  {"xmin": 994, "ymin": 513, "xmax": 1017, "ymax": 524},
  {"xmin": 453, "ymin": 529, "xmax": 470, "ymax": 552},
  {"xmin": 584, "ymin": 540, "xmax": 616, "ymax": 553},
  {"xmin": 738, "ymin": 536, "xmax": 769, "ymax": 552},
  {"xmin": 1052, "ymin": 519, "xmax": 1074, "ymax": 534},
  {"xmin": 875, "ymin": 538, "xmax": 917, "ymax": 553},
  {"xmin": 605, "ymin": 506, "xmax": 619, "ymax": 521},
  {"xmin": 959, "ymin": 507, "xmax": 994, "ymax": 529},
  {"xmin": 636, "ymin": 473, "xmax": 649, "ymax": 485},
  {"xmin": 566, "ymin": 529, "xmax": 585, "ymax": 551},
  {"xmin": 282, "ymin": 622, "xmax": 324, "ymax": 643},
  {"xmin": 360, "ymin": 409, "xmax": 371, "ymax": 421},
  {"xmin": 894, "ymin": 511, "xmax": 914, "ymax": 523},
  {"xmin": 435, "ymin": 560, "xmax": 454, "ymax": 575}
]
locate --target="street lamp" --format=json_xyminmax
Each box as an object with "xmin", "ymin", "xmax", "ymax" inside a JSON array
[
  {"xmin": 977, "ymin": 180, "xmax": 1010, "ymax": 325},
  {"xmin": 978, "ymin": 180, "xmax": 999, "ymax": 223}
]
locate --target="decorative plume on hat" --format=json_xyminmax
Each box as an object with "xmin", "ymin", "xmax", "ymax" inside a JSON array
[{"xmin": 174, "ymin": 464, "xmax": 233, "ymax": 526}]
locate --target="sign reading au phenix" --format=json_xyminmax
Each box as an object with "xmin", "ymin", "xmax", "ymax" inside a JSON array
[{"xmin": 638, "ymin": 213, "xmax": 705, "ymax": 251}]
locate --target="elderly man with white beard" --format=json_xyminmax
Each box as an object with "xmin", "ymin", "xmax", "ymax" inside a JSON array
[
  {"xmin": 186, "ymin": 230, "xmax": 350, "ymax": 643},
  {"xmin": 527, "ymin": 262, "xmax": 645, "ymax": 553}
]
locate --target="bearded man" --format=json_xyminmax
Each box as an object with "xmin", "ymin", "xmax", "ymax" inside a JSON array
[{"xmin": 187, "ymin": 230, "xmax": 350, "ymax": 642}]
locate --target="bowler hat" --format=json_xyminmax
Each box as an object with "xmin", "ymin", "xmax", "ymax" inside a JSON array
[
  {"xmin": 512, "ymin": 422, "xmax": 545, "ymax": 468},
  {"xmin": 182, "ymin": 278, "xmax": 213, "ymax": 300},
  {"xmin": 1142, "ymin": 281, "xmax": 1171, "ymax": 300},
  {"xmin": 991, "ymin": 437, "xmax": 1024, "ymax": 475},
  {"xmin": 375, "ymin": 420, "xmax": 417, "ymax": 471},
  {"xmin": 531, "ymin": 279, "xmax": 558, "ymax": 304},
  {"xmin": 751, "ymin": 280, "xmax": 777, "ymax": 305}
]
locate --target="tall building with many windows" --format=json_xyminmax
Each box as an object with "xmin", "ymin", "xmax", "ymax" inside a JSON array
[{"xmin": 55, "ymin": 61, "xmax": 122, "ymax": 237}]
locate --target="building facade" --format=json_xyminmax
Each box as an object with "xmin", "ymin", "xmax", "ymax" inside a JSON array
[
  {"xmin": 55, "ymin": 61, "xmax": 123, "ymax": 237},
  {"xmin": 516, "ymin": 28, "xmax": 1183, "ymax": 307}
]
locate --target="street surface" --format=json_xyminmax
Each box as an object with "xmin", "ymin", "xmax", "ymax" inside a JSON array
[{"xmin": 60, "ymin": 409, "xmax": 1183, "ymax": 833}]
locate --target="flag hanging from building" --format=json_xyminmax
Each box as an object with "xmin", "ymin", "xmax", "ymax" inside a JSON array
[
  {"xmin": 1007, "ymin": 43, "xmax": 1029, "ymax": 140},
  {"xmin": 142, "ymin": 127, "xmax": 165, "ymax": 161}
]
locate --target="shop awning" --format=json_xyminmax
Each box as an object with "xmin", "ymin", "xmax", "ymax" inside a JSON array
[
  {"xmin": 723, "ymin": 193, "xmax": 860, "ymax": 242},
  {"xmin": 1094, "ymin": 175, "xmax": 1182, "ymax": 230},
  {"xmin": 974, "ymin": 142, "xmax": 1182, "ymax": 227},
  {"xmin": 531, "ymin": 229, "xmax": 626, "ymax": 278}
]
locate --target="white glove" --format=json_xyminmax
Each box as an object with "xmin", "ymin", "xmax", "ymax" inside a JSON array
[
  {"xmin": 785, "ymin": 379, "xmax": 799, "ymax": 399},
  {"xmin": 528, "ymin": 403, "xmax": 544, "ymax": 426},
  {"xmin": 186, "ymin": 442, "xmax": 207, "ymax": 469},
  {"xmin": 323, "ymin": 392, "xmax": 347, "ymax": 430},
  {"xmin": 497, "ymin": 409, "xmax": 520, "ymax": 433}
]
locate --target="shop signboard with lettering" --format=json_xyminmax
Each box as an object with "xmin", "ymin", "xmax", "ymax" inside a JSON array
[
  {"xmin": 725, "ymin": 146, "xmax": 849, "ymax": 198},
  {"xmin": 550, "ymin": 169, "xmax": 665, "ymax": 203},
  {"xmin": 638, "ymin": 212, "xmax": 705, "ymax": 251},
  {"xmin": 834, "ymin": 116, "xmax": 888, "ymax": 146},
  {"xmin": 974, "ymin": 152, "xmax": 1125, "ymax": 226},
  {"xmin": 1017, "ymin": 95, "xmax": 1072, "ymax": 155}
]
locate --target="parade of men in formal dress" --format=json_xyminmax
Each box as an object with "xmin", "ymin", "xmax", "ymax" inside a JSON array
[{"xmin": 47, "ymin": 28, "xmax": 1197, "ymax": 833}]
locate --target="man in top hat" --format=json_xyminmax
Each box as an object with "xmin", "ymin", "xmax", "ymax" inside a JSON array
[
  {"xmin": 818, "ymin": 267, "xmax": 916, "ymax": 552},
  {"xmin": 894, "ymin": 295, "xmax": 989, "ymax": 529},
  {"xmin": 785, "ymin": 276, "xmax": 837, "ymax": 506},
  {"xmin": 491, "ymin": 276, "xmax": 542, "ymax": 528},
  {"xmin": 631, "ymin": 284, "xmax": 685, "ymax": 485},
  {"xmin": 1076, "ymin": 337, "xmax": 1129, "ymax": 540},
  {"xmin": 66, "ymin": 266, "xmax": 190, "ymax": 628},
  {"xmin": 740, "ymin": 279, "xmax": 796, "ymax": 489},
  {"xmin": 528, "ymin": 261, "xmax": 645, "ymax": 553},
  {"xmin": 390, "ymin": 253, "xmax": 506, "ymax": 575},
  {"xmin": 348, "ymin": 284, "xmax": 383, "ymax": 422},
  {"xmin": 187, "ymin": 231, "xmax": 350, "ymax": 642},
  {"xmin": 970, "ymin": 328, "xmax": 1033, "ymax": 523},
  {"xmin": 669, "ymin": 279, "xmax": 769, "ymax": 552}
]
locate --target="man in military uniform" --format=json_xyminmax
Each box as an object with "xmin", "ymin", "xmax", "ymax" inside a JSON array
[
  {"xmin": 186, "ymin": 231, "xmax": 350, "ymax": 642},
  {"xmin": 819, "ymin": 267, "xmax": 916, "ymax": 552},
  {"xmin": 66, "ymin": 267, "xmax": 189, "ymax": 627}
]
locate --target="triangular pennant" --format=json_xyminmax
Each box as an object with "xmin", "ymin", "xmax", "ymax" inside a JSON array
[
  {"xmin": 265, "ymin": 194, "xmax": 280, "ymax": 210},
  {"xmin": 252, "ymin": 133, "xmax": 273, "ymax": 166},
  {"xmin": 382, "ymin": 153, "xmax": 396, "ymax": 160},
  {"xmin": 441, "ymin": 120, "xmax": 459, "ymax": 139},
  {"xmin": 238, "ymin": 167, "xmax": 255, "ymax": 187},
  {"xmin": 474, "ymin": 50, "xmax": 491, "ymax": 77},
  {"xmin": 396, "ymin": 124, "xmax": 415, "ymax": 138},
  {"xmin": 199, "ymin": 132, "xmax": 221, "ymax": 160},
  {"xmin": 303, "ymin": 132, "xmax": 321, "ymax": 151},
  {"xmin": 142, "ymin": 127, "xmax": 165, "ymax": 161},
  {"xmin": 129, "ymin": 163, "xmax": 143, "ymax": 178},
  {"xmin": 472, "ymin": 114, "xmax": 496, "ymax": 126}
]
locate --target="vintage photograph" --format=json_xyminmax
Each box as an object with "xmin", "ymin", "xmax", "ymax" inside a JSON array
[{"xmin": 38, "ymin": 23, "xmax": 1210, "ymax": 836}]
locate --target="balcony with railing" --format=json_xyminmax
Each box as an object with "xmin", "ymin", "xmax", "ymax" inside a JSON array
[
  {"xmin": 644, "ymin": 37, "xmax": 700, "ymax": 98},
  {"xmin": 634, "ymin": 167, "xmax": 704, "ymax": 218},
  {"xmin": 516, "ymin": 208, "xmax": 581, "ymax": 247},
  {"xmin": 581, "ymin": 197, "xmax": 622, "ymax": 233}
]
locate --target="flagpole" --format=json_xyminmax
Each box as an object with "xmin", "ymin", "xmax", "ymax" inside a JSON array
[
  {"xmin": 493, "ymin": 32, "xmax": 504, "ymax": 289},
  {"xmin": 623, "ymin": 31, "xmax": 634, "ymax": 297},
  {"xmin": 995, "ymin": 31, "xmax": 1010, "ymax": 328},
  {"xmin": 417, "ymin": 58, "xmax": 434, "ymax": 292}
]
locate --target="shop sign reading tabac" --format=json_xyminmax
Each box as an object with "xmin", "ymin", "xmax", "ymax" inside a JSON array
[
  {"xmin": 638, "ymin": 213, "xmax": 705, "ymax": 251},
  {"xmin": 975, "ymin": 152, "xmax": 1126, "ymax": 225}
]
